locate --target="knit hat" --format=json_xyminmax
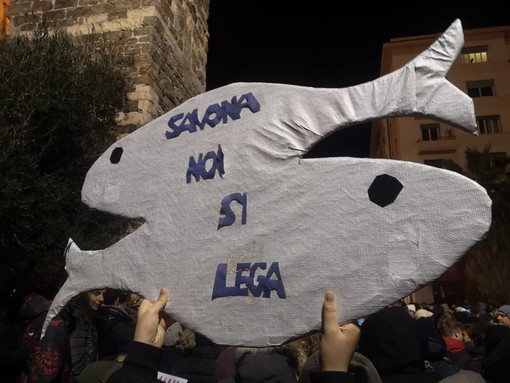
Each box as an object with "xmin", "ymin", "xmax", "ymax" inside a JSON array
[{"xmin": 497, "ymin": 304, "xmax": 510, "ymax": 318}]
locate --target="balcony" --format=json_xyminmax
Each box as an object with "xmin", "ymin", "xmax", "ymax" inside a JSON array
[{"xmin": 417, "ymin": 135, "xmax": 458, "ymax": 155}]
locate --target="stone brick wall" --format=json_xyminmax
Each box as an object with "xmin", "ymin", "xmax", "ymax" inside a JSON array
[{"xmin": 8, "ymin": 0, "xmax": 210, "ymax": 134}]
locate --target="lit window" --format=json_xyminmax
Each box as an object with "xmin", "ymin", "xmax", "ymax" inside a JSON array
[
  {"xmin": 477, "ymin": 116, "xmax": 501, "ymax": 134},
  {"xmin": 461, "ymin": 46, "xmax": 488, "ymax": 64},
  {"xmin": 420, "ymin": 123, "xmax": 439, "ymax": 141},
  {"xmin": 466, "ymin": 80, "xmax": 494, "ymax": 98}
]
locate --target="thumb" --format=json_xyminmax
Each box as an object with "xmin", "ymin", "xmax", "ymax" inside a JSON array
[
  {"xmin": 151, "ymin": 288, "xmax": 169, "ymax": 313},
  {"xmin": 322, "ymin": 291, "xmax": 339, "ymax": 333}
]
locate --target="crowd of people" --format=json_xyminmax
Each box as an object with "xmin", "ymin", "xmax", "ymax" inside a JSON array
[{"xmin": 2, "ymin": 260, "xmax": 510, "ymax": 383}]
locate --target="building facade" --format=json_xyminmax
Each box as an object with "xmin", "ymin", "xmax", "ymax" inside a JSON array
[
  {"xmin": 0, "ymin": 0, "xmax": 10, "ymax": 36},
  {"xmin": 371, "ymin": 24, "xmax": 510, "ymax": 304},
  {"xmin": 7, "ymin": 0, "xmax": 210, "ymax": 134}
]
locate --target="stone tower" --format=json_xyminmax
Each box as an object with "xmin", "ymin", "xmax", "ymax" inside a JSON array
[{"xmin": 8, "ymin": 0, "xmax": 210, "ymax": 134}]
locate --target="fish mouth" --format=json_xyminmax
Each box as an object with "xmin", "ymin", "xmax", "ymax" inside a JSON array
[
  {"xmin": 74, "ymin": 211, "xmax": 145, "ymax": 251},
  {"xmin": 122, "ymin": 217, "xmax": 146, "ymax": 239},
  {"xmin": 303, "ymin": 123, "xmax": 372, "ymax": 158}
]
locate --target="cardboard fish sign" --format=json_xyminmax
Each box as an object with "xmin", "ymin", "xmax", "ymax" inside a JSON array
[{"xmin": 43, "ymin": 19, "xmax": 491, "ymax": 346}]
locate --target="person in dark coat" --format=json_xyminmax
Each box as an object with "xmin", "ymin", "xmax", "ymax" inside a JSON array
[
  {"xmin": 0, "ymin": 261, "xmax": 27, "ymax": 383},
  {"xmin": 95, "ymin": 288, "xmax": 136, "ymax": 359},
  {"xmin": 69, "ymin": 289, "xmax": 106, "ymax": 380},
  {"xmin": 357, "ymin": 304, "xmax": 442, "ymax": 383},
  {"xmin": 21, "ymin": 288, "xmax": 105, "ymax": 383},
  {"xmin": 235, "ymin": 351, "xmax": 299, "ymax": 383},
  {"xmin": 438, "ymin": 319, "xmax": 482, "ymax": 375},
  {"xmin": 414, "ymin": 310, "xmax": 446, "ymax": 363},
  {"xmin": 481, "ymin": 305, "xmax": 510, "ymax": 383},
  {"xmin": 161, "ymin": 328, "xmax": 224, "ymax": 383},
  {"xmin": 215, "ymin": 339, "xmax": 308, "ymax": 383},
  {"xmin": 78, "ymin": 288, "xmax": 135, "ymax": 383}
]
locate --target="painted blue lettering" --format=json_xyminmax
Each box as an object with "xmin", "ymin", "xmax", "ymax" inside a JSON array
[
  {"xmin": 218, "ymin": 192, "xmax": 247, "ymax": 229},
  {"xmin": 186, "ymin": 145, "xmax": 224, "ymax": 183},
  {"xmin": 259, "ymin": 262, "xmax": 286, "ymax": 298},
  {"xmin": 212, "ymin": 262, "xmax": 286, "ymax": 300},
  {"xmin": 220, "ymin": 93, "xmax": 261, "ymax": 120},
  {"xmin": 166, "ymin": 111, "xmax": 197, "ymax": 139},
  {"xmin": 166, "ymin": 92, "xmax": 260, "ymax": 140},
  {"xmin": 235, "ymin": 262, "xmax": 253, "ymax": 293},
  {"xmin": 211, "ymin": 263, "xmax": 247, "ymax": 299},
  {"xmin": 201, "ymin": 103, "xmax": 224, "ymax": 127}
]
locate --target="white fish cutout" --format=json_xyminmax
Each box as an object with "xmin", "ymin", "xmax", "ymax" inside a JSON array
[{"xmin": 43, "ymin": 19, "xmax": 491, "ymax": 346}]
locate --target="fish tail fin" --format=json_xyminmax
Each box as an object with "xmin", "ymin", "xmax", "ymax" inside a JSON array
[
  {"xmin": 413, "ymin": 19, "xmax": 477, "ymax": 133},
  {"xmin": 419, "ymin": 18, "xmax": 464, "ymax": 77}
]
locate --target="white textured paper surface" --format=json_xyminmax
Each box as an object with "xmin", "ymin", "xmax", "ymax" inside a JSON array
[{"xmin": 43, "ymin": 19, "xmax": 491, "ymax": 346}]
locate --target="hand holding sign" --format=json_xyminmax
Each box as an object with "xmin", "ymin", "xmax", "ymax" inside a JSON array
[{"xmin": 42, "ymin": 19, "xmax": 491, "ymax": 346}]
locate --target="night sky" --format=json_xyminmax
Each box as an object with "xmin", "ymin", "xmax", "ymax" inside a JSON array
[{"xmin": 205, "ymin": 2, "xmax": 509, "ymax": 157}]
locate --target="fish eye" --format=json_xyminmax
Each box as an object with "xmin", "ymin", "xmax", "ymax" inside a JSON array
[
  {"xmin": 110, "ymin": 147, "xmax": 123, "ymax": 164},
  {"xmin": 368, "ymin": 174, "xmax": 403, "ymax": 207}
]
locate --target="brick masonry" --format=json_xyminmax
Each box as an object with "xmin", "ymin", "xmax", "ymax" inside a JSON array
[{"xmin": 8, "ymin": 0, "xmax": 210, "ymax": 135}]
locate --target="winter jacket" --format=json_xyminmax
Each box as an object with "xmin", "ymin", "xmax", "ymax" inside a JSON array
[
  {"xmin": 20, "ymin": 293, "xmax": 74, "ymax": 383},
  {"xmin": 215, "ymin": 341, "xmax": 306, "ymax": 383},
  {"xmin": 482, "ymin": 328, "xmax": 510, "ymax": 383},
  {"xmin": 414, "ymin": 317, "xmax": 446, "ymax": 362},
  {"xmin": 107, "ymin": 341, "xmax": 162, "ymax": 383},
  {"xmin": 20, "ymin": 293, "xmax": 99, "ymax": 383},
  {"xmin": 0, "ymin": 292, "xmax": 33, "ymax": 383},
  {"xmin": 442, "ymin": 336, "xmax": 481, "ymax": 374},
  {"xmin": 357, "ymin": 306, "xmax": 441, "ymax": 383},
  {"xmin": 110, "ymin": 340, "xmax": 356, "ymax": 383},
  {"xmin": 95, "ymin": 305, "xmax": 135, "ymax": 359},
  {"xmin": 70, "ymin": 314, "xmax": 100, "ymax": 380}
]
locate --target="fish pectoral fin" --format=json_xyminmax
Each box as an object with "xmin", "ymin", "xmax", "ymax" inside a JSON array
[
  {"xmin": 40, "ymin": 279, "xmax": 76, "ymax": 339},
  {"xmin": 64, "ymin": 238, "xmax": 84, "ymax": 273},
  {"xmin": 64, "ymin": 238, "xmax": 80, "ymax": 255}
]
